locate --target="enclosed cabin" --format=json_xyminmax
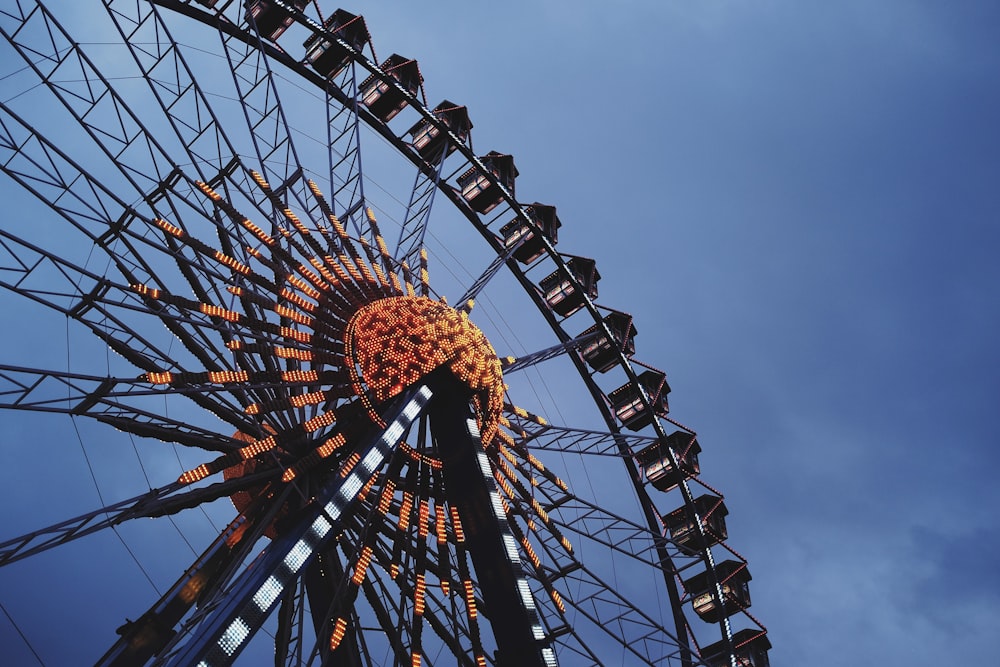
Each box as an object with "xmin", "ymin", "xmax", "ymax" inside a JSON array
[
  {"xmin": 501, "ymin": 203, "xmax": 561, "ymax": 264},
  {"xmin": 303, "ymin": 10, "xmax": 370, "ymax": 79},
  {"xmin": 662, "ymin": 494, "xmax": 728, "ymax": 555},
  {"xmin": 608, "ymin": 369, "xmax": 670, "ymax": 431},
  {"xmin": 457, "ymin": 152, "xmax": 518, "ymax": 214},
  {"xmin": 634, "ymin": 430, "xmax": 700, "ymax": 492},
  {"xmin": 361, "ymin": 54, "xmax": 423, "ymax": 123},
  {"xmin": 407, "ymin": 101, "xmax": 472, "ymax": 162},
  {"xmin": 702, "ymin": 629, "xmax": 771, "ymax": 667},
  {"xmin": 578, "ymin": 310, "xmax": 637, "ymax": 373},
  {"xmin": 539, "ymin": 255, "xmax": 600, "ymax": 317},
  {"xmin": 246, "ymin": 0, "xmax": 308, "ymax": 41},
  {"xmin": 684, "ymin": 560, "xmax": 752, "ymax": 623}
]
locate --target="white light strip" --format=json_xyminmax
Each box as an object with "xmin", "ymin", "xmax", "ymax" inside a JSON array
[
  {"xmin": 405, "ymin": 387, "xmax": 432, "ymax": 417},
  {"xmin": 326, "ymin": 485, "xmax": 350, "ymax": 518},
  {"xmin": 476, "ymin": 451, "xmax": 492, "ymax": 478},
  {"xmin": 283, "ymin": 539, "xmax": 312, "ymax": 574},
  {"xmin": 502, "ymin": 534, "xmax": 520, "ymax": 564},
  {"xmin": 252, "ymin": 575, "xmax": 284, "ymax": 611},
  {"xmin": 359, "ymin": 446, "xmax": 385, "ymax": 475},
  {"xmin": 489, "ymin": 490, "xmax": 505, "ymax": 519},
  {"xmin": 341, "ymin": 473, "xmax": 363, "ymax": 500},
  {"xmin": 217, "ymin": 617, "xmax": 250, "ymax": 656},
  {"xmin": 309, "ymin": 515, "xmax": 333, "ymax": 541},
  {"xmin": 517, "ymin": 579, "xmax": 536, "ymax": 610},
  {"xmin": 383, "ymin": 420, "xmax": 404, "ymax": 445}
]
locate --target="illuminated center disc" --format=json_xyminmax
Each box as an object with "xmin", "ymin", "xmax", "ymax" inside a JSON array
[{"xmin": 345, "ymin": 296, "xmax": 504, "ymax": 444}]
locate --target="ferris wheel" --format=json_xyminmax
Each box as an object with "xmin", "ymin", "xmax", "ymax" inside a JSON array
[{"xmin": 0, "ymin": 1, "xmax": 770, "ymax": 665}]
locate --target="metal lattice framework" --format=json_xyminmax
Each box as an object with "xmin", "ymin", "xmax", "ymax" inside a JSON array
[{"xmin": 0, "ymin": 1, "xmax": 768, "ymax": 666}]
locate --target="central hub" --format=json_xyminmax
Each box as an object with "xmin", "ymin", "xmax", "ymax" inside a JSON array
[{"xmin": 345, "ymin": 296, "xmax": 504, "ymax": 445}]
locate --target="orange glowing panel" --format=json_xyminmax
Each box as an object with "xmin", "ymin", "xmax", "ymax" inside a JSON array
[
  {"xmin": 273, "ymin": 304, "xmax": 311, "ymax": 326},
  {"xmin": 200, "ymin": 304, "xmax": 242, "ymax": 322},
  {"xmin": 378, "ymin": 480, "xmax": 396, "ymax": 515},
  {"xmin": 241, "ymin": 218, "xmax": 275, "ymax": 246},
  {"xmin": 154, "ymin": 218, "xmax": 184, "ymax": 238},
  {"xmin": 145, "ymin": 371, "xmax": 174, "ymax": 385},
  {"xmin": 435, "ymin": 505, "xmax": 447, "ymax": 545},
  {"xmin": 281, "ymin": 370, "xmax": 319, "ymax": 383},
  {"xmin": 463, "ymin": 580, "xmax": 477, "ymax": 619},
  {"xmin": 351, "ymin": 545, "xmax": 373, "ymax": 585},
  {"xmin": 278, "ymin": 288, "xmax": 316, "ymax": 312},
  {"xmin": 398, "ymin": 492, "xmax": 413, "ymax": 531},
  {"xmin": 131, "ymin": 283, "xmax": 161, "ymax": 299},
  {"xmin": 345, "ymin": 296, "xmax": 504, "ymax": 445},
  {"xmin": 414, "ymin": 573, "xmax": 426, "ymax": 616},
  {"xmin": 302, "ymin": 410, "xmax": 336, "ymax": 433},
  {"xmin": 213, "ymin": 250, "xmax": 251, "ymax": 275},
  {"xmin": 450, "ymin": 506, "xmax": 465, "ymax": 543},
  {"xmin": 550, "ymin": 588, "xmax": 566, "ymax": 613},
  {"xmin": 195, "ymin": 180, "xmax": 222, "ymax": 202},
  {"xmin": 285, "ymin": 274, "xmax": 323, "ymax": 300},
  {"xmin": 207, "ymin": 371, "xmax": 250, "ymax": 384},
  {"xmin": 329, "ymin": 617, "xmax": 347, "ymax": 651},
  {"xmin": 280, "ymin": 326, "xmax": 311, "ymax": 344},
  {"xmin": 178, "ymin": 464, "xmax": 210, "ymax": 485},
  {"xmin": 289, "ymin": 390, "xmax": 327, "ymax": 408},
  {"xmin": 521, "ymin": 536, "xmax": 541, "ymax": 569},
  {"xmin": 418, "ymin": 500, "xmax": 430, "ymax": 539},
  {"xmin": 340, "ymin": 451, "xmax": 361, "ymax": 478}
]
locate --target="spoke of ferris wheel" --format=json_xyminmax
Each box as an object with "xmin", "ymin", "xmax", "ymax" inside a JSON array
[
  {"xmin": 512, "ymin": 513, "xmax": 683, "ymax": 665},
  {"xmin": 202, "ymin": 0, "xmax": 370, "ymax": 243},
  {"xmin": 453, "ymin": 237, "xmax": 524, "ymax": 308},
  {"xmin": 159, "ymin": 384, "xmax": 434, "ymax": 667},
  {"xmin": 0, "ymin": 470, "xmax": 281, "ymax": 567},
  {"xmin": 0, "ymin": 366, "xmax": 248, "ymax": 448},
  {"xmin": 503, "ymin": 411, "xmax": 661, "ymax": 458},
  {"xmin": 0, "ymin": 118, "xmax": 252, "ymax": 331},
  {"xmin": 0, "ymin": 229, "xmax": 212, "ymax": 374},
  {"xmin": 550, "ymin": 498, "xmax": 689, "ymax": 571},
  {"xmin": 222, "ymin": 5, "xmax": 316, "ymax": 218},
  {"xmin": 499, "ymin": 461, "xmax": 680, "ymax": 572},
  {"xmin": 498, "ymin": 330, "xmax": 604, "ymax": 375},
  {"xmin": 301, "ymin": 431, "xmax": 487, "ymax": 664},
  {"xmin": 0, "ymin": 363, "xmax": 339, "ymax": 441},
  {"xmin": 323, "ymin": 64, "xmax": 368, "ymax": 228},
  {"xmin": 3, "ymin": 117, "xmax": 348, "ymax": 402},
  {"xmin": 393, "ymin": 147, "xmax": 450, "ymax": 284}
]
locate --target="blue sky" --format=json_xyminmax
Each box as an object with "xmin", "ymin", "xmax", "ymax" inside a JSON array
[{"xmin": 1, "ymin": 1, "xmax": 999, "ymax": 664}]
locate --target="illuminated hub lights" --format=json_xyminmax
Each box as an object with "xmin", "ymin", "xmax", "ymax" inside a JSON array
[{"xmin": 345, "ymin": 295, "xmax": 504, "ymax": 446}]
